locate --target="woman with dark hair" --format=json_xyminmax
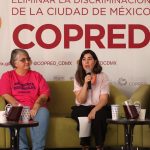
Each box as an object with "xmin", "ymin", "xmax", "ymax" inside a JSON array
[
  {"xmin": 71, "ymin": 50, "xmax": 110, "ymax": 150},
  {"xmin": 0, "ymin": 49, "xmax": 50, "ymax": 150}
]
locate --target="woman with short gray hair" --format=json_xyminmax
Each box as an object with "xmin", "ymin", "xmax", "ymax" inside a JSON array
[{"xmin": 0, "ymin": 48, "xmax": 50, "ymax": 150}]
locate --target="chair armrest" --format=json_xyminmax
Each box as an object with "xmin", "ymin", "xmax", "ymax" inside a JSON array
[
  {"xmin": 131, "ymin": 84, "xmax": 150, "ymax": 108},
  {"xmin": 109, "ymin": 84, "xmax": 128, "ymax": 116},
  {"xmin": 130, "ymin": 84, "xmax": 150, "ymax": 118},
  {"xmin": 0, "ymin": 96, "xmax": 6, "ymax": 110}
]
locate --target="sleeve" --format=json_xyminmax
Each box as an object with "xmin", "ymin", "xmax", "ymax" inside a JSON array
[
  {"xmin": 100, "ymin": 73, "xmax": 110, "ymax": 95},
  {"xmin": 38, "ymin": 73, "xmax": 50, "ymax": 97},
  {"xmin": 0, "ymin": 72, "xmax": 12, "ymax": 95},
  {"xmin": 73, "ymin": 78, "xmax": 82, "ymax": 93}
]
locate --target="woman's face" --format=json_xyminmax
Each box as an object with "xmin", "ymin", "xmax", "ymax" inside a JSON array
[
  {"xmin": 14, "ymin": 53, "xmax": 32, "ymax": 70},
  {"xmin": 82, "ymin": 53, "xmax": 96, "ymax": 71}
]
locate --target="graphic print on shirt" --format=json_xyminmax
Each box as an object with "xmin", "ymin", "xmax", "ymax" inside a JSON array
[{"xmin": 13, "ymin": 82, "xmax": 36, "ymax": 93}]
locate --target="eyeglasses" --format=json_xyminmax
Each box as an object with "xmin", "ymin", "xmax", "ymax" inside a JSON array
[{"xmin": 18, "ymin": 57, "xmax": 31, "ymax": 63}]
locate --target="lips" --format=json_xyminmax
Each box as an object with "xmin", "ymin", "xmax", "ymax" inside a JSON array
[{"xmin": 85, "ymin": 65, "xmax": 90, "ymax": 68}]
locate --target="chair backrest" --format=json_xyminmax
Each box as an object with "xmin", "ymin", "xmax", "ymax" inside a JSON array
[
  {"xmin": 109, "ymin": 84, "xmax": 127, "ymax": 105},
  {"xmin": 47, "ymin": 81, "xmax": 75, "ymax": 116},
  {"xmin": 46, "ymin": 81, "xmax": 127, "ymax": 117}
]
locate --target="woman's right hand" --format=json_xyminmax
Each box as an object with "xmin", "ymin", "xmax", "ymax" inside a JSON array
[
  {"xmin": 12, "ymin": 101, "xmax": 21, "ymax": 106},
  {"xmin": 84, "ymin": 74, "xmax": 92, "ymax": 84}
]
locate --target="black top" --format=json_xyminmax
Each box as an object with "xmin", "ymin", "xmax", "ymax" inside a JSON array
[
  {"xmin": 0, "ymin": 120, "xmax": 39, "ymax": 128},
  {"xmin": 107, "ymin": 118, "xmax": 150, "ymax": 125}
]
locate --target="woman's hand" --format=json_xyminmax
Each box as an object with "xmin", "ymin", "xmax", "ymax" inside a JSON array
[
  {"xmin": 85, "ymin": 74, "xmax": 96, "ymax": 85},
  {"xmin": 88, "ymin": 108, "xmax": 96, "ymax": 120},
  {"xmin": 85, "ymin": 74, "xmax": 92, "ymax": 84},
  {"xmin": 30, "ymin": 103, "xmax": 40, "ymax": 118},
  {"xmin": 30, "ymin": 94, "xmax": 48, "ymax": 118}
]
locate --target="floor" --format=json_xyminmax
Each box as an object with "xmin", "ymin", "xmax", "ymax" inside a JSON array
[
  {"xmin": 1, "ymin": 147, "xmax": 150, "ymax": 150},
  {"xmin": 45, "ymin": 148, "xmax": 150, "ymax": 150}
]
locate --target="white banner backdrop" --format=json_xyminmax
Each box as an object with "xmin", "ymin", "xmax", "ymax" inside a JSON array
[{"xmin": 0, "ymin": 1, "xmax": 150, "ymax": 96}]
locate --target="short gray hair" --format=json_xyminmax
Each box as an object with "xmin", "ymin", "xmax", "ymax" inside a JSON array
[{"xmin": 10, "ymin": 49, "xmax": 30, "ymax": 68}]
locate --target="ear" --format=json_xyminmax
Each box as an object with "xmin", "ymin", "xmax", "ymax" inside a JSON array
[
  {"xmin": 14, "ymin": 61, "xmax": 18, "ymax": 68},
  {"xmin": 30, "ymin": 60, "xmax": 32, "ymax": 65}
]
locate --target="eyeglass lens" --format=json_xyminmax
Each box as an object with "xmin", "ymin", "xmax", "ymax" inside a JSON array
[{"xmin": 19, "ymin": 57, "xmax": 31, "ymax": 62}]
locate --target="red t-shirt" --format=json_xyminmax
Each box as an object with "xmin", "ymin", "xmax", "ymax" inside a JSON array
[{"xmin": 0, "ymin": 70, "xmax": 50, "ymax": 108}]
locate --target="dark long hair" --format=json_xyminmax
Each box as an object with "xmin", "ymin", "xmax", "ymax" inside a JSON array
[{"xmin": 75, "ymin": 49, "xmax": 102, "ymax": 86}]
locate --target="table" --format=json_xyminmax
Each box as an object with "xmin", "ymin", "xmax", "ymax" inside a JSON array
[
  {"xmin": 0, "ymin": 120, "xmax": 39, "ymax": 150},
  {"xmin": 107, "ymin": 118, "xmax": 150, "ymax": 150}
]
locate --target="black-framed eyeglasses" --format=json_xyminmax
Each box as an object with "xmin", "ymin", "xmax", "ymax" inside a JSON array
[{"xmin": 18, "ymin": 57, "xmax": 31, "ymax": 63}]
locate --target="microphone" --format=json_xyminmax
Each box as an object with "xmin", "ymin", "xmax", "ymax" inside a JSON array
[{"xmin": 85, "ymin": 68, "xmax": 91, "ymax": 90}]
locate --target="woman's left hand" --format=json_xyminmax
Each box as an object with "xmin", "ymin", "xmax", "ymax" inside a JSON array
[
  {"xmin": 30, "ymin": 103, "xmax": 40, "ymax": 118},
  {"xmin": 30, "ymin": 108, "xmax": 37, "ymax": 118},
  {"xmin": 88, "ymin": 108, "xmax": 96, "ymax": 120}
]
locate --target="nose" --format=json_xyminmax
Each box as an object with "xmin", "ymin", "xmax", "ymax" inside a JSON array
[{"xmin": 85, "ymin": 59, "xmax": 89, "ymax": 64}]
